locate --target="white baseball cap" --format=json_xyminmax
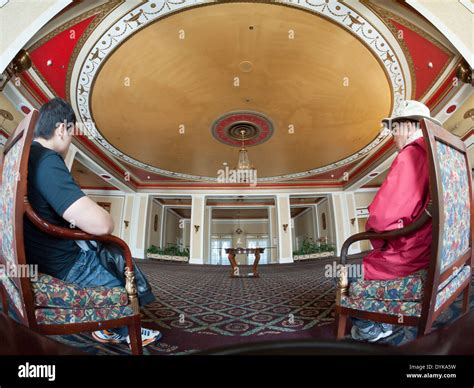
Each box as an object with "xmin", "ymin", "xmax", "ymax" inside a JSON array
[{"xmin": 382, "ymin": 100, "xmax": 441, "ymax": 126}]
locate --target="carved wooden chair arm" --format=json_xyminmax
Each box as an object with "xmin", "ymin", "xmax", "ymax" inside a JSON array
[
  {"xmin": 336, "ymin": 201, "xmax": 432, "ymax": 301},
  {"xmin": 343, "ymin": 250, "xmax": 375, "ymax": 261},
  {"xmin": 24, "ymin": 199, "xmax": 140, "ymax": 313},
  {"xmin": 340, "ymin": 201, "xmax": 432, "ymax": 265}
]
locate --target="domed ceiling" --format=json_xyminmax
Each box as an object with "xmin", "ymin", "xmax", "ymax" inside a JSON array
[
  {"xmin": 9, "ymin": 0, "xmax": 468, "ymax": 188},
  {"xmin": 90, "ymin": 2, "xmax": 391, "ymax": 179}
]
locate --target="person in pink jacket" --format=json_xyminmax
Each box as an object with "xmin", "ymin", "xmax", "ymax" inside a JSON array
[{"xmin": 351, "ymin": 100, "xmax": 441, "ymax": 342}]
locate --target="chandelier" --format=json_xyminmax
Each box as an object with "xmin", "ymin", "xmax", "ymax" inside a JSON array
[
  {"xmin": 236, "ymin": 210, "xmax": 243, "ymax": 238},
  {"xmin": 237, "ymin": 129, "xmax": 251, "ymax": 170}
]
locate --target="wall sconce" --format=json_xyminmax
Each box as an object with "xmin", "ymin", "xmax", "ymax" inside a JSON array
[
  {"xmin": 350, "ymin": 218, "xmax": 356, "ymax": 226},
  {"xmin": 464, "ymin": 108, "xmax": 474, "ymax": 121},
  {"xmin": 0, "ymin": 49, "xmax": 32, "ymax": 92},
  {"xmin": 123, "ymin": 220, "xmax": 130, "ymax": 228},
  {"xmin": 456, "ymin": 61, "xmax": 472, "ymax": 85},
  {"xmin": 194, "ymin": 225, "xmax": 200, "ymax": 233},
  {"xmin": 283, "ymin": 224, "xmax": 288, "ymax": 232}
]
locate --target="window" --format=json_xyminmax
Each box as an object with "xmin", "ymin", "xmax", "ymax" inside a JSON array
[
  {"xmin": 246, "ymin": 236, "xmax": 269, "ymax": 264},
  {"xmin": 210, "ymin": 235, "xmax": 232, "ymax": 265}
]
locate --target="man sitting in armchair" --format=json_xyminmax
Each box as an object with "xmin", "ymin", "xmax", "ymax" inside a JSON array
[
  {"xmin": 350, "ymin": 100, "xmax": 441, "ymax": 342},
  {"xmin": 24, "ymin": 98, "xmax": 161, "ymax": 347}
]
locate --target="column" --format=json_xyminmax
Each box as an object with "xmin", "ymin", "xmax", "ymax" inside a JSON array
[
  {"xmin": 183, "ymin": 220, "xmax": 190, "ymax": 252},
  {"xmin": 267, "ymin": 206, "xmax": 273, "ymax": 263},
  {"xmin": 129, "ymin": 194, "xmax": 150, "ymax": 259},
  {"xmin": 202, "ymin": 205, "xmax": 212, "ymax": 264},
  {"xmin": 189, "ymin": 194, "xmax": 205, "ymax": 264},
  {"xmin": 159, "ymin": 205, "xmax": 166, "ymax": 249},
  {"xmin": 276, "ymin": 194, "xmax": 293, "ymax": 263},
  {"xmin": 313, "ymin": 204, "xmax": 319, "ymax": 240},
  {"xmin": 120, "ymin": 194, "xmax": 150, "ymax": 259},
  {"xmin": 331, "ymin": 192, "xmax": 360, "ymax": 255}
]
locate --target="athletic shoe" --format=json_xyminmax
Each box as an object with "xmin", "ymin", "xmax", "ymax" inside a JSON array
[
  {"xmin": 92, "ymin": 329, "xmax": 126, "ymax": 344},
  {"xmin": 380, "ymin": 323, "xmax": 395, "ymax": 334},
  {"xmin": 126, "ymin": 327, "xmax": 162, "ymax": 348},
  {"xmin": 351, "ymin": 323, "xmax": 393, "ymax": 342}
]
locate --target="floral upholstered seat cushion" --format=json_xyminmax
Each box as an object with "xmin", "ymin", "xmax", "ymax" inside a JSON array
[
  {"xmin": 348, "ymin": 269, "xmax": 427, "ymax": 301},
  {"xmin": 35, "ymin": 305, "xmax": 134, "ymax": 325},
  {"xmin": 341, "ymin": 266, "xmax": 471, "ymax": 316},
  {"xmin": 341, "ymin": 270, "xmax": 427, "ymax": 317},
  {"xmin": 31, "ymin": 273, "xmax": 129, "ymax": 309},
  {"xmin": 340, "ymin": 296, "xmax": 422, "ymax": 317}
]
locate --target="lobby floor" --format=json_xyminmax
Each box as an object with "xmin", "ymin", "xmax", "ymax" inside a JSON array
[{"xmin": 47, "ymin": 259, "xmax": 473, "ymax": 355}]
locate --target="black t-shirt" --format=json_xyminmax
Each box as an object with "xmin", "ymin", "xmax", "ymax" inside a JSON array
[{"xmin": 24, "ymin": 141, "xmax": 85, "ymax": 279}]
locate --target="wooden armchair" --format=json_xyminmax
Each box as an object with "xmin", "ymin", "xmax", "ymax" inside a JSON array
[
  {"xmin": 335, "ymin": 119, "xmax": 472, "ymax": 339},
  {"xmin": 0, "ymin": 111, "xmax": 143, "ymax": 354}
]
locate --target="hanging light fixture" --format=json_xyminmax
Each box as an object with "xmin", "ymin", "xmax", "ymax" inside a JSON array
[
  {"xmin": 237, "ymin": 129, "xmax": 251, "ymax": 170},
  {"xmin": 235, "ymin": 209, "xmax": 243, "ymax": 237}
]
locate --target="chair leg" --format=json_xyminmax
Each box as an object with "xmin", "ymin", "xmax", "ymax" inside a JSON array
[
  {"xmin": 128, "ymin": 317, "xmax": 143, "ymax": 355},
  {"xmin": 416, "ymin": 319, "xmax": 432, "ymax": 338},
  {"xmin": 0, "ymin": 286, "xmax": 8, "ymax": 314},
  {"xmin": 335, "ymin": 313, "xmax": 347, "ymax": 340},
  {"xmin": 461, "ymin": 286, "xmax": 470, "ymax": 314}
]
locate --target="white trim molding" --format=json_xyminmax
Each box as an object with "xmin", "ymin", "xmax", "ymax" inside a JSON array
[
  {"xmin": 0, "ymin": 0, "xmax": 71, "ymax": 72},
  {"xmin": 406, "ymin": 0, "xmax": 473, "ymax": 67}
]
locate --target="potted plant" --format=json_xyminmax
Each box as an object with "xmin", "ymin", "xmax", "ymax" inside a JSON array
[
  {"xmin": 293, "ymin": 237, "xmax": 335, "ymax": 261},
  {"xmin": 146, "ymin": 244, "xmax": 190, "ymax": 262}
]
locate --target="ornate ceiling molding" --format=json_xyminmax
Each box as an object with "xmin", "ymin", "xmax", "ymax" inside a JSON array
[
  {"xmin": 363, "ymin": 1, "xmax": 456, "ymax": 102},
  {"xmin": 71, "ymin": 0, "xmax": 408, "ymax": 183}
]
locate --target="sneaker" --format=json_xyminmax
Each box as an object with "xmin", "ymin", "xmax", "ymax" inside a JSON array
[
  {"xmin": 126, "ymin": 327, "xmax": 162, "ymax": 348},
  {"xmin": 92, "ymin": 329, "xmax": 126, "ymax": 344},
  {"xmin": 380, "ymin": 323, "xmax": 395, "ymax": 334},
  {"xmin": 351, "ymin": 323, "xmax": 393, "ymax": 342}
]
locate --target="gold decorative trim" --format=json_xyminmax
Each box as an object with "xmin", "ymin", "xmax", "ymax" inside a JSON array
[
  {"xmin": 363, "ymin": 0, "xmax": 456, "ymax": 101},
  {"xmin": 361, "ymin": 0, "xmax": 416, "ymax": 98},
  {"xmin": 340, "ymin": 0, "xmax": 396, "ymax": 112},
  {"xmin": 429, "ymin": 59, "xmax": 464, "ymax": 114},
  {"xmin": 17, "ymin": 73, "xmax": 44, "ymax": 105},
  {"xmin": 419, "ymin": 57, "xmax": 458, "ymax": 103},
  {"xmin": 66, "ymin": 0, "xmax": 125, "ymax": 100},
  {"xmin": 28, "ymin": 65, "xmax": 54, "ymax": 99},
  {"xmin": 24, "ymin": 1, "xmax": 123, "ymax": 99},
  {"xmin": 70, "ymin": 0, "xmax": 146, "ymax": 104},
  {"xmin": 28, "ymin": 1, "xmax": 122, "ymax": 52}
]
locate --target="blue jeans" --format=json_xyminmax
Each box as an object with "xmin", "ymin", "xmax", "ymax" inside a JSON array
[{"xmin": 62, "ymin": 249, "xmax": 129, "ymax": 337}]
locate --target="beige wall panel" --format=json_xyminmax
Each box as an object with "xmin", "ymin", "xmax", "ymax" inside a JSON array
[
  {"xmin": 89, "ymin": 195, "xmax": 125, "ymax": 238},
  {"xmin": 355, "ymin": 192, "xmax": 377, "ymax": 209}
]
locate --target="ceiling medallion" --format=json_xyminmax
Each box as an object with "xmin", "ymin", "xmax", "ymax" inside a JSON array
[{"xmin": 211, "ymin": 111, "xmax": 274, "ymax": 148}]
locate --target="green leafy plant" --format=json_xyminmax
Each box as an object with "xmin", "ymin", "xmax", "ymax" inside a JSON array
[
  {"xmin": 147, "ymin": 244, "xmax": 189, "ymax": 257},
  {"xmin": 292, "ymin": 237, "xmax": 335, "ymax": 256},
  {"xmin": 147, "ymin": 245, "xmax": 160, "ymax": 254}
]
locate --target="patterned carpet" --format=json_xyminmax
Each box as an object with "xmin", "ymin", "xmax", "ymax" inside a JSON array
[{"xmin": 30, "ymin": 259, "xmax": 474, "ymax": 354}]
